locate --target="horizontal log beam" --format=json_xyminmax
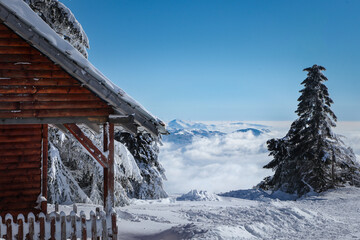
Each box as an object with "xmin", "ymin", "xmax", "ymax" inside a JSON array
[
  {"xmin": 0, "ymin": 108, "xmax": 112, "ymax": 118},
  {"xmin": 0, "ymin": 38, "xmax": 31, "ymax": 47},
  {"xmin": 0, "ymin": 101, "xmax": 108, "ymax": 110},
  {"xmin": 0, "ymin": 148, "xmax": 40, "ymax": 156},
  {"xmin": 0, "ymin": 116, "xmax": 109, "ymax": 125},
  {"xmin": 0, "ymin": 54, "xmax": 50, "ymax": 63},
  {"xmin": 0, "ymin": 174, "xmax": 41, "ymax": 184},
  {"xmin": 64, "ymin": 123, "xmax": 108, "ymax": 168},
  {"xmin": 0, "ymin": 70, "xmax": 71, "ymax": 78},
  {"xmin": 0, "ymin": 135, "xmax": 42, "ymax": 143},
  {"xmin": 0, "ymin": 161, "xmax": 40, "ymax": 170},
  {"xmin": 0, "ymin": 202, "xmax": 38, "ymax": 211},
  {"xmin": 0, "ymin": 124, "xmax": 42, "ymax": 129},
  {"xmin": 0, "ymin": 46, "xmax": 40, "ymax": 54},
  {"xmin": 0, "ymin": 127, "xmax": 41, "ymax": 135},
  {"xmin": 0, "ymin": 188, "xmax": 40, "ymax": 198},
  {"xmin": 0, "ymin": 78, "xmax": 80, "ymax": 86},
  {"xmin": 0, "ymin": 62, "xmax": 61, "ymax": 70},
  {"xmin": 0, "ymin": 93, "xmax": 101, "ymax": 102},
  {"xmin": 0, "ymin": 142, "xmax": 41, "ymax": 150},
  {"xmin": 0, "ymin": 155, "xmax": 40, "ymax": 164},
  {"xmin": 0, "ymin": 86, "xmax": 90, "ymax": 94},
  {"xmin": 0, "ymin": 182, "xmax": 40, "ymax": 191},
  {"xmin": 0, "ymin": 31, "xmax": 21, "ymax": 39},
  {"xmin": 0, "ymin": 168, "xmax": 40, "ymax": 177}
]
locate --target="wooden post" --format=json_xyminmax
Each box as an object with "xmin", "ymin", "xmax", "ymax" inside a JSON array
[
  {"xmin": 17, "ymin": 218, "xmax": 23, "ymax": 240},
  {"xmin": 50, "ymin": 217, "xmax": 56, "ymax": 240},
  {"xmin": 41, "ymin": 124, "xmax": 48, "ymax": 214},
  {"xmin": 39, "ymin": 216, "xmax": 45, "ymax": 240},
  {"xmin": 28, "ymin": 217, "xmax": 34, "ymax": 240},
  {"xmin": 71, "ymin": 212, "xmax": 76, "ymax": 240},
  {"xmin": 111, "ymin": 212, "xmax": 117, "ymax": 240},
  {"xmin": 81, "ymin": 213, "xmax": 87, "ymax": 240},
  {"xmin": 103, "ymin": 123, "xmax": 109, "ymax": 212},
  {"xmin": 61, "ymin": 214, "xmax": 66, "ymax": 240},
  {"xmin": 6, "ymin": 218, "xmax": 12, "ymax": 240},
  {"xmin": 107, "ymin": 123, "xmax": 115, "ymax": 214}
]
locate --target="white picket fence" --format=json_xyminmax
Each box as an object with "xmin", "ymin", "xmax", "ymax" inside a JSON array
[{"xmin": 0, "ymin": 208, "xmax": 117, "ymax": 239}]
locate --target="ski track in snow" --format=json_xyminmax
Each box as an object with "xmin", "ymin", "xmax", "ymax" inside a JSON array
[{"xmin": 52, "ymin": 187, "xmax": 360, "ymax": 239}]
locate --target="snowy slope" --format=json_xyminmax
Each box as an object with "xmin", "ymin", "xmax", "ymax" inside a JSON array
[{"xmin": 52, "ymin": 186, "xmax": 360, "ymax": 239}]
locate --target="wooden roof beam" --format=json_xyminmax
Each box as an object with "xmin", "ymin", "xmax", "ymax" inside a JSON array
[{"xmin": 63, "ymin": 123, "xmax": 108, "ymax": 168}]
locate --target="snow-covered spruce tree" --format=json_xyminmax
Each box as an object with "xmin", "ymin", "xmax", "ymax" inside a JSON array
[
  {"xmin": 259, "ymin": 64, "xmax": 360, "ymax": 196},
  {"xmin": 23, "ymin": 0, "xmax": 89, "ymax": 58},
  {"xmin": 115, "ymin": 132, "xmax": 168, "ymax": 199}
]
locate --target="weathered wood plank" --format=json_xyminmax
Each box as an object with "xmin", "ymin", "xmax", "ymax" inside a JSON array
[
  {"xmin": 0, "ymin": 108, "xmax": 112, "ymax": 118},
  {"xmin": 0, "ymin": 149, "xmax": 41, "ymax": 156},
  {"xmin": 0, "ymin": 62, "xmax": 61, "ymax": 70},
  {"xmin": 0, "ymin": 188, "xmax": 40, "ymax": 198},
  {"xmin": 0, "ymin": 135, "xmax": 42, "ymax": 142},
  {"xmin": 0, "ymin": 69, "xmax": 71, "ymax": 78},
  {"xmin": 0, "ymin": 93, "xmax": 101, "ymax": 102},
  {"xmin": 0, "ymin": 46, "xmax": 40, "ymax": 54},
  {"xmin": 0, "ymin": 161, "xmax": 40, "ymax": 170},
  {"xmin": 0, "ymin": 155, "xmax": 41, "ymax": 164},
  {"xmin": 0, "ymin": 38, "xmax": 30, "ymax": 47},
  {"xmin": 0, "ymin": 168, "xmax": 40, "ymax": 177},
  {"xmin": 0, "ymin": 101, "xmax": 108, "ymax": 110},
  {"xmin": 0, "ymin": 116, "xmax": 109, "ymax": 125},
  {"xmin": 0, "ymin": 86, "xmax": 90, "ymax": 94},
  {"xmin": 0, "ymin": 124, "xmax": 41, "ymax": 129},
  {"xmin": 0, "ymin": 54, "xmax": 50, "ymax": 63},
  {"xmin": 0, "ymin": 182, "xmax": 40, "ymax": 191},
  {"xmin": 0, "ymin": 78, "xmax": 80, "ymax": 86},
  {"xmin": 0, "ymin": 202, "xmax": 37, "ymax": 211},
  {"xmin": 0, "ymin": 31, "xmax": 21, "ymax": 39},
  {"xmin": 0, "ymin": 127, "xmax": 41, "ymax": 135}
]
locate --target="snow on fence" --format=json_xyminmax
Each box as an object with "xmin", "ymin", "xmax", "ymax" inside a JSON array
[{"xmin": 0, "ymin": 207, "xmax": 117, "ymax": 239}]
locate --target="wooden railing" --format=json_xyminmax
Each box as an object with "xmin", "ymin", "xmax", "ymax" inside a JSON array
[{"xmin": 0, "ymin": 207, "xmax": 117, "ymax": 239}]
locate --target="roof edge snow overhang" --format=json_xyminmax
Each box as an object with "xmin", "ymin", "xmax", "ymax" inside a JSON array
[{"xmin": 0, "ymin": 1, "xmax": 167, "ymax": 137}]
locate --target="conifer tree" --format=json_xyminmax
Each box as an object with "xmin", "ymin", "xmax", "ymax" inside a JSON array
[
  {"xmin": 23, "ymin": 0, "xmax": 90, "ymax": 58},
  {"xmin": 259, "ymin": 65, "xmax": 360, "ymax": 196}
]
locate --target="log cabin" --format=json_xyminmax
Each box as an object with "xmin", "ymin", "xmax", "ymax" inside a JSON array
[{"xmin": 0, "ymin": 0, "xmax": 167, "ymax": 219}]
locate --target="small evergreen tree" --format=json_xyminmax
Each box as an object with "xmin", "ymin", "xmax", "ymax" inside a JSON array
[
  {"xmin": 259, "ymin": 65, "xmax": 360, "ymax": 196},
  {"xmin": 24, "ymin": 0, "xmax": 90, "ymax": 58}
]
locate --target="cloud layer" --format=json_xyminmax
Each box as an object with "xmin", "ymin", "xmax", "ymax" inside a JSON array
[{"xmin": 159, "ymin": 121, "xmax": 360, "ymax": 194}]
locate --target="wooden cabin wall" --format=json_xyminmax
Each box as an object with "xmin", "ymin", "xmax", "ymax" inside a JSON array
[
  {"xmin": 0, "ymin": 23, "xmax": 113, "ymax": 122},
  {"xmin": 0, "ymin": 124, "xmax": 45, "ymax": 217}
]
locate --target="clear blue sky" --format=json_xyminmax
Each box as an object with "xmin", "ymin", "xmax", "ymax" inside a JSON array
[{"xmin": 61, "ymin": 0, "xmax": 360, "ymax": 122}]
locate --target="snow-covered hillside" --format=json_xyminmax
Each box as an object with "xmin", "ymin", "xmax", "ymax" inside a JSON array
[{"xmin": 53, "ymin": 186, "xmax": 360, "ymax": 239}]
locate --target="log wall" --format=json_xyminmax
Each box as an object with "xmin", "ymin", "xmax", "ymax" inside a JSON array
[
  {"xmin": 0, "ymin": 23, "xmax": 113, "ymax": 122},
  {"xmin": 0, "ymin": 124, "xmax": 45, "ymax": 217}
]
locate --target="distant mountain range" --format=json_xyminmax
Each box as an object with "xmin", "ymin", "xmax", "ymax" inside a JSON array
[{"xmin": 163, "ymin": 119, "xmax": 270, "ymax": 145}]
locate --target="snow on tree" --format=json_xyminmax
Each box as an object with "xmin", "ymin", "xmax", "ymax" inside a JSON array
[
  {"xmin": 115, "ymin": 132, "xmax": 168, "ymax": 199},
  {"xmin": 23, "ymin": 0, "xmax": 90, "ymax": 58},
  {"xmin": 48, "ymin": 126, "xmax": 167, "ymax": 206},
  {"xmin": 259, "ymin": 64, "xmax": 360, "ymax": 196}
]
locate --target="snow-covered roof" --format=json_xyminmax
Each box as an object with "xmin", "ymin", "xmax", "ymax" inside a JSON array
[{"xmin": 0, "ymin": 0, "xmax": 167, "ymax": 136}]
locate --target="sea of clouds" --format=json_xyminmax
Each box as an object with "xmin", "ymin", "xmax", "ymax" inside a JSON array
[{"xmin": 159, "ymin": 121, "xmax": 360, "ymax": 194}]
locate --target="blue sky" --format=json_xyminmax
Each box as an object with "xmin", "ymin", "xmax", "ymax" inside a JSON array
[{"xmin": 62, "ymin": 0, "xmax": 360, "ymax": 122}]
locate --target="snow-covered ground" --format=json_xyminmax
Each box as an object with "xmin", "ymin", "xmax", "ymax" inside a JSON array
[
  {"xmin": 46, "ymin": 120, "xmax": 360, "ymax": 239},
  {"xmin": 53, "ymin": 186, "xmax": 360, "ymax": 239}
]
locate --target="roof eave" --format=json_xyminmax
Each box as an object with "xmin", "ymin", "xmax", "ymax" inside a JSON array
[{"xmin": 0, "ymin": 3, "xmax": 167, "ymax": 137}]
